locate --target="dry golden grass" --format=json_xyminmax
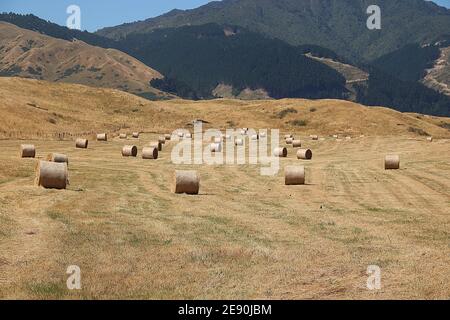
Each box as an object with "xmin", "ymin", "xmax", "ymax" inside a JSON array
[
  {"xmin": 0, "ymin": 22, "xmax": 168, "ymax": 98},
  {"xmin": 0, "ymin": 77, "xmax": 449, "ymax": 299}
]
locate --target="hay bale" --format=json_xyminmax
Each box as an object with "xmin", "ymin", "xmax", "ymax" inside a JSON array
[
  {"xmin": 385, "ymin": 155, "xmax": 400, "ymax": 170},
  {"xmin": 251, "ymin": 134, "xmax": 259, "ymax": 141},
  {"xmin": 119, "ymin": 133, "xmax": 127, "ymax": 139},
  {"xmin": 46, "ymin": 153, "xmax": 69, "ymax": 164},
  {"xmin": 185, "ymin": 133, "xmax": 192, "ymax": 139},
  {"xmin": 333, "ymin": 135, "xmax": 338, "ymax": 139},
  {"xmin": 97, "ymin": 133, "xmax": 107, "ymax": 141},
  {"xmin": 297, "ymin": 149, "xmax": 312, "ymax": 160},
  {"xmin": 225, "ymin": 134, "xmax": 232, "ymax": 140},
  {"xmin": 75, "ymin": 138, "xmax": 88, "ymax": 149},
  {"xmin": 159, "ymin": 136, "xmax": 166, "ymax": 144},
  {"xmin": 427, "ymin": 137, "xmax": 433, "ymax": 142},
  {"xmin": 173, "ymin": 170, "xmax": 200, "ymax": 194},
  {"xmin": 285, "ymin": 166, "xmax": 305, "ymax": 185},
  {"xmin": 235, "ymin": 139, "xmax": 244, "ymax": 146},
  {"xmin": 311, "ymin": 135, "xmax": 319, "ymax": 141},
  {"xmin": 178, "ymin": 132, "xmax": 185, "ymax": 138},
  {"xmin": 260, "ymin": 132, "xmax": 267, "ymax": 138},
  {"xmin": 240, "ymin": 129, "xmax": 247, "ymax": 136},
  {"xmin": 286, "ymin": 138, "xmax": 294, "ymax": 145},
  {"xmin": 210, "ymin": 143, "xmax": 222, "ymax": 152},
  {"xmin": 149, "ymin": 141, "xmax": 162, "ymax": 151},
  {"xmin": 20, "ymin": 144, "xmax": 35, "ymax": 158},
  {"xmin": 273, "ymin": 147, "xmax": 288, "ymax": 157},
  {"xmin": 285, "ymin": 134, "xmax": 293, "ymax": 139},
  {"xmin": 292, "ymin": 140, "xmax": 302, "ymax": 148},
  {"xmin": 142, "ymin": 147, "xmax": 158, "ymax": 160},
  {"xmin": 132, "ymin": 132, "xmax": 140, "ymax": 138},
  {"xmin": 122, "ymin": 145, "xmax": 138, "ymax": 157},
  {"xmin": 35, "ymin": 161, "xmax": 68, "ymax": 189},
  {"xmin": 164, "ymin": 134, "xmax": 171, "ymax": 141}
]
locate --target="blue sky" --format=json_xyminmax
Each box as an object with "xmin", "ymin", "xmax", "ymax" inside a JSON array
[{"xmin": 0, "ymin": 0, "xmax": 449, "ymax": 32}]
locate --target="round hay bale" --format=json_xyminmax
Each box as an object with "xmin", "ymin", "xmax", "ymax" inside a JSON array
[
  {"xmin": 173, "ymin": 170, "xmax": 200, "ymax": 194},
  {"xmin": 385, "ymin": 155, "xmax": 400, "ymax": 170},
  {"xmin": 185, "ymin": 133, "xmax": 192, "ymax": 139},
  {"xmin": 75, "ymin": 138, "xmax": 88, "ymax": 149},
  {"xmin": 235, "ymin": 139, "xmax": 244, "ymax": 146},
  {"xmin": 132, "ymin": 132, "xmax": 140, "ymax": 138},
  {"xmin": 240, "ymin": 129, "xmax": 247, "ymax": 136},
  {"xmin": 178, "ymin": 132, "xmax": 184, "ymax": 138},
  {"xmin": 292, "ymin": 140, "xmax": 302, "ymax": 148},
  {"xmin": 20, "ymin": 144, "xmax": 35, "ymax": 158},
  {"xmin": 285, "ymin": 134, "xmax": 293, "ymax": 139},
  {"xmin": 346, "ymin": 136, "xmax": 352, "ymax": 141},
  {"xmin": 251, "ymin": 134, "xmax": 259, "ymax": 141},
  {"xmin": 333, "ymin": 135, "xmax": 338, "ymax": 139},
  {"xmin": 159, "ymin": 136, "xmax": 166, "ymax": 144},
  {"xmin": 285, "ymin": 166, "xmax": 305, "ymax": 185},
  {"xmin": 97, "ymin": 133, "xmax": 107, "ymax": 141},
  {"xmin": 427, "ymin": 137, "xmax": 433, "ymax": 142},
  {"xmin": 210, "ymin": 143, "xmax": 222, "ymax": 152},
  {"xmin": 273, "ymin": 147, "xmax": 288, "ymax": 158},
  {"xmin": 46, "ymin": 153, "xmax": 69, "ymax": 164},
  {"xmin": 164, "ymin": 134, "xmax": 171, "ymax": 141},
  {"xmin": 311, "ymin": 135, "xmax": 319, "ymax": 141},
  {"xmin": 119, "ymin": 133, "xmax": 127, "ymax": 139},
  {"xmin": 260, "ymin": 132, "xmax": 267, "ymax": 138},
  {"xmin": 149, "ymin": 141, "xmax": 162, "ymax": 151},
  {"xmin": 297, "ymin": 149, "xmax": 312, "ymax": 160},
  {"xmin": 286, "ymin": 138, "xmax": 294, "ymax": 145},
  {"xmin": 122, "ymin": 145, "xmax": 138, "ymax": 157},
  {"xmin": 142, "ymin": 147, "xmax": 158, "ymax": 160},
  {"xmin": 35, "ymin": 161, "xmax": 68, "ymax": 189}
]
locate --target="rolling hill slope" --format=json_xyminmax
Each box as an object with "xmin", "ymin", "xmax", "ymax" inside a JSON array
[
  {"xmin": 1, "ymin": 77, "xmax": 449, "ymax": 140},
  {"xmin": 0, "ymin": 22, "xmax": 170, "ymax": 99}
]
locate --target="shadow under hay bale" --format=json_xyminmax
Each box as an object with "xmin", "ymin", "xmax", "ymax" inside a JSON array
[
  {"xmin": 35, "ymin": 161, "xmax": 68, "ymax": 189},
  {"xmin": 20, "ymin": 144, "xmax": 35, "ymax": 158},
  {"xmin": 285, "ymin": 166, "xmax": 305, "ymax": 185},
  {"xmin": 173, "ymin": 170, "xmax": 200, "ymax": 195}
]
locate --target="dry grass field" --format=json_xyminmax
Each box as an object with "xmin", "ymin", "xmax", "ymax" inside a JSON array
[{"xmin": 0, "ymin": 77, "xmax": 449, "ymax": 299}]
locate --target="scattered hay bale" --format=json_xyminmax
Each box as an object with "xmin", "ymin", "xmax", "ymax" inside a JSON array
[
  {"xmin": 185, "ymin": 133, "xmax": 192, "ymax": 139},
  {"xmin": 210, "ymin": 143, "xmax": 222, "ymax": 152},
  {"xmin": 164, "ymin": 134, "xmax": 171, "ymax": 141},
  {"xmin": 285, "ymin": 134, "xmax": 293, "ymax": 139},
  {"xmin": 273, "ymin": 147, "xmax": 288, "ymax": 157},
  {"xmin": 427, "ymin": 137, "xmax": 433, "ymax": 142},
  {"xmin": 286, "ymin": 138, "xmax": 294, "ymax": 145},
  {"xmin": 122, "ymin": 145, "xmax": 138, "ymax": 157},
  {"xmin": 240, "ymin": 129, "xmax": 247, "ymax": 136},
  {"xmin": 285, "ymin": 166, "xmax": 305, "ymax": 185},
  {"xmin": 149, "ymin": 141, "xmax": 162, "ymax": 151},
  {"xmin": 159, "ymin": 136, "xmax": 166, "ymax": 144},
  {"xmin": 235, "ymin": 139, "xmax": 244, "ymax": 146},
  {"xmin": 119, "ymin": 133, "xmax": 127, "ymax": 139},
  {"xmin": 292, "ymin": 140, "xmax": 302, "ymax": 148},
  {"xmin": 173, "ymin": 170, "xmax": 200, "ymax": 194},
  {"xmin": 75, "ymin": 138, "xmax": 88, "ymax": 149},
  {"xmin": 297, "ymin": 149, "xmax": 312, "ymax": 160},
  {"xmin": 178, "ymin": 132, "xmax": 185, "ymax": 138},
  {"xmin": 333, "ymin": 135, "xmax": 338, "ymax": 139},
  {"xmin": 20, "ymin": 144, "xmax": 35, "ymax": 158},
  {"xmin": 97, "ymin": 133, "xmax": 107, "ymax": 141},
  {"xmin": 346, "ymin": 136, "xmax": 352, "ymax": 141},
  {"xmin": 142, "ymin": 147, "xmax": 158, "ymax": 160},
  {"xmin": 311, "ymin": 135, "xmax": 319, "ymax": 141},
  {"xmin": 385, "ymin": 155, "xmax": 400, "ymax": 170},
  {"xmin": 35, "ymin": 161, "xmax": 68, "ymax": 189},
  {"xmin": 132, "ymin": 132, "xmax": 140, "ymax": 138},
  {"xmin": 46, "ymin": 153, "xmax": 69, "ymax": 164},
  {"xmin": 251, "ymin": 134, "xmax": 259, "ymax": 141},
  {"xmin": 260, "ymin": 132, "xmax": 267, "ymax": 138}
]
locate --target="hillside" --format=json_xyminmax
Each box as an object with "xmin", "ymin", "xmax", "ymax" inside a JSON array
[
  {"xmin": 0, "ymin": 22, "xmax": 170, "ymax": 99},
  {"xmin": 116, "ymin": 24, "xmax": 347, "ymax": 100},
  {"xmin": 1, "ymin": 77, "xmax": 449, "ymax": 140},
  {"xmin": 96, "ymin": 0, "xmax": 450, "ymax": 62},
  {"xmin": 423, "ymin": 45, "xmax": 450, "ymax": 96}
]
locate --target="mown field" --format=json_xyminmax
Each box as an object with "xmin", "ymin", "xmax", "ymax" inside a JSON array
[{"xmin": 0, "ymin": 132, "xmax": 449, "ymax": 299}]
